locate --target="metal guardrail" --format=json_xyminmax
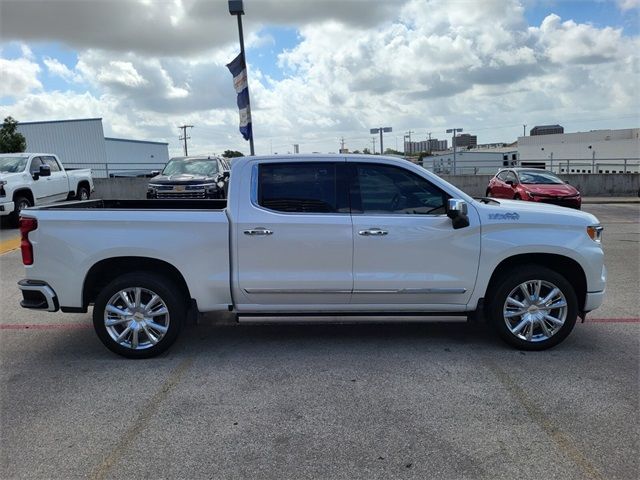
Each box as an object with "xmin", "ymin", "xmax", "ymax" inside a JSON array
[
  {"xmin": 65, "ymin": 162, "xmax": 167, "ymax": 178},
  {"xmin": 424, "ymin": 158, "xmax": 640, "ymax": 175}
]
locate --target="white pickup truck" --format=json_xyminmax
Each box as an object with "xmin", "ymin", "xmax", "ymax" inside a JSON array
[
  {"xmin": 17, "ymin": 155, "xmax": 606, "ymax": 358},
  {"xmin": 0, "ymin": 153, "xmax": 94, "ymax": 224}
]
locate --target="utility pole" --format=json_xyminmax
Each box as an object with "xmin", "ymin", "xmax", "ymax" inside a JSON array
[
  {"xmin": 340, "ymin": 136, "xmax": 345, "ymax": 153},
  {"xmin": 178, "ymin": 125, "xmax": 193, "ymax": 156},
  {"xmin": 427, "ymin": 131, "xmax": 432, "ymax": 153},
  {"xmin": 404, "ymin": 130, "xmax": 414, "ymax": 155},
  {"xmin": 523, "ymin": 124, "xmax": 526, "ymax": 137},
  {"xmin": 371, "ymin": 137, "xmax": 376, "ymax": 154},
  {"xmin": 446, "ymin": 127, "xmax": 463, "ymax": 174}
]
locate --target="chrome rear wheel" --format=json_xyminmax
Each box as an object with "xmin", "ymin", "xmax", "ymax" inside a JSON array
[{"xmin": 104, "ymin": 287, "xmax": 170, "ymax": 350}]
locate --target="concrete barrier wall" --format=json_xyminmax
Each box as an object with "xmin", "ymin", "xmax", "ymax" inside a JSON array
[
  {"xmin": 94, "ymin": 173, "xmax": 639, "ymax": 200},
  {"xmin": 94, "ymin": 178, "xmax": 150, "ymax": 199}
]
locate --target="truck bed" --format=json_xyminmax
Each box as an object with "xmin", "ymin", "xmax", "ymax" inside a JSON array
[{"xmin": 33, "ymin": 199, "xmax": 228, "ymax": 210}]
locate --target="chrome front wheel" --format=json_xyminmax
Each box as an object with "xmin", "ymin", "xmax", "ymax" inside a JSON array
[
  {"xmin": 503, "ymin": 280, "xmax": 568, "ymax": 342},
  {"xmin": 488, "ymin": 265, "xmax": 578, "ymax": 350}
]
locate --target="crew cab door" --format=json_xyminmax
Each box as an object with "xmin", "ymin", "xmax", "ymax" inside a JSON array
[
  {"xmin": 42, "ymin": 156, "xmax": 69, "ymax": 202},
  {"xmin": 348, "ymin": 161, "xmax": 480, "ymax": 306},
  {"xmin": 234, "ymin": 160, "xmax": 353, "ymax": 308}
]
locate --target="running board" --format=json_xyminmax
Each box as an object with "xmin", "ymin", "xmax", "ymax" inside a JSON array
[{"xmin": 237, "ymin": 314, "xmax": 468, "ymax": 324}]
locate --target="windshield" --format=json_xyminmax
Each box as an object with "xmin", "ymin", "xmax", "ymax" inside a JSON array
[
  {"xmin": 0, "ymin": 156, "xmax": 28, "ymax": 173},
  {"xmin": 518, "ymin": 171, "xmax": 565, "ymax": 185},
  {"xmin": 162, "ymin": 158, "xmax": 219, "ymax": 177}
]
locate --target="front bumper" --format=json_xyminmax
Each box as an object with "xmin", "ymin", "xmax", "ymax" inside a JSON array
[
  {"xmin": 0, "ymin": 201, "xmax": 15, "ymax": 216},
  {"xmin": 18, "ymin": 279, "xmax": 59, "ymax": 312},
  {"xmin": 584, "ymin": 290, "xmax": 605, "ymax": 312},
  {"xmin": 531, "ymin": 196, "xmax": 582, "ymax": 209}
]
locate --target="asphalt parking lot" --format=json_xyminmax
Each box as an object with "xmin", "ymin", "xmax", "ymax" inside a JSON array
[{"xmin": 0, "ymin": 204, "xmax": 638, "ymax": 480}]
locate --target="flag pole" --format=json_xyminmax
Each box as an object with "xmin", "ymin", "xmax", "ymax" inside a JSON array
[{"xmin": 229, "ymin": 1, "xmax": 255, "ymax": 156}]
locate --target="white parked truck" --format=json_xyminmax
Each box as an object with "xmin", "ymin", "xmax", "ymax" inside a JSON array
[
  {"xmin": 17, "ymin": 155, "xmax": 606, "ymax": 358},
  {"xmin": 0, "ymin": 153, "xmax": 94, "ymax": 223}
]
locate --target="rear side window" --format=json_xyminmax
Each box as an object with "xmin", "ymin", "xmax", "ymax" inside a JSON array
[
  {"xmin": 496, "ymin": 171, "xmax": 508, "ymax": 181},
  {"xmin": 43, "ymin": 156, "xmax": 61, "ymax": 172},
  {"xmin": 258, "ymin": 162, "xmax": 342, "ymax": 213}
]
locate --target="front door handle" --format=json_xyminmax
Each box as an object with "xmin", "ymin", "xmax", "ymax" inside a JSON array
[
  {"xmin": 244, "ymin": 227, "xmax": 273, "ymax": 236},
  {"xmin": 358, "ymin": 228, "xmax": 388, "ymax": 236}
]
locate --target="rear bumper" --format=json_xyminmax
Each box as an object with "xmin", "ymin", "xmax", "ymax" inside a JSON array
[
  {"xmin": 18, "ymin": 279, "xmax": 59, "ymax": 312},
  {"xmin": 0, "ymin": 201, "xmax": 15, "ymax": 216}
]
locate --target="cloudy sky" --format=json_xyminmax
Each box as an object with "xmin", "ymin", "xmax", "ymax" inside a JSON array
[{"xmin": 0, "ymin": 0, "xmax": 638, "ymax": 156}]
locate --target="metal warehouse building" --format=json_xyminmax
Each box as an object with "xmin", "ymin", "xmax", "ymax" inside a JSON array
[{"xmin": 16, "ymin": 118, "xmax": 169, "ymax": 177}]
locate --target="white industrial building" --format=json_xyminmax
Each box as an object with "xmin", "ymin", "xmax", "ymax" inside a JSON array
[
  {"xmin": 16, "ymin": 118, "xmax": 169, "ymax": 177},
  {"xmin": 517, "ymin": 128, "xmax": 640, "ymax": 174},
  {"xmin": 425, "ymin": 148, "xmax": 519, "ymax": 175}
]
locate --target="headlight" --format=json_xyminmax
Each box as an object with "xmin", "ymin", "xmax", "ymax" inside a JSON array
[
  {"xmin": 217, "ymin": 180, "xmax": 225, "ymax": 189},
  {"xmin": 587, "ymin": 225, "xmax": 603, "ymax": 243}
]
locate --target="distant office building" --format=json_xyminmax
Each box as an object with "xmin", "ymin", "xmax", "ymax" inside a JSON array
[
  {"xmin": 530, "ymin": 125, "xmax": 564, "ymax": 136},
  {"xmin": 405, "ymin": 139, "xmax": 447, "ymax": 154},
  {"xmin": 454, "ymin": 133, "xmax": 477, "ymax": 148}
]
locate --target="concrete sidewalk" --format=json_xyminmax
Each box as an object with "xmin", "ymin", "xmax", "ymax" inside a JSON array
[{"xmin": 582, "ymin": 197, "xmax": 640, "ymax": 204}]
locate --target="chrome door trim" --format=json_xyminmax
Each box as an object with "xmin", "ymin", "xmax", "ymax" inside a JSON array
[
  {"xmin": 244, "ymin": 288, "xmax": 352, "ymax": 294},
  {"xmin": 243, "ymin": 288, "xmax": 466, "ymax": 295},
  {"xmin": 353, "ymin": 288, "xmax": 467, "ymax": 294}
]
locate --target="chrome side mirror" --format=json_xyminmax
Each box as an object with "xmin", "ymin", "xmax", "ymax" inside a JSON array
[{"xmin": 447, "ymin": 198, "xmax": 470, "ymax": 229}]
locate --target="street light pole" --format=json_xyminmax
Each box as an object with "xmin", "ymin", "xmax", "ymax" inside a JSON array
[
  {"xmin": 229, "ymin": 0, "xmax": 255, "ymax": 156},
  {"xmin": 370, "ymin": 127, "xmax": 392, "ymax": 155},
  {"xmin": 446, "ymin": 128, "xmax": 463, "ymax": 174}
]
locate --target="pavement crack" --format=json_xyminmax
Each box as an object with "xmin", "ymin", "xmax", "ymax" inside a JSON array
[
  {"xmin": 89, "ymin": 356, "xmax": 194, "ymax": 480},
  {"xmin": 482, "ymin": 357, "xmax": 604, "ymax": 480}
]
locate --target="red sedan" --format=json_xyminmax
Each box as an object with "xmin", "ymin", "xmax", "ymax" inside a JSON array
[{"xmin": 486, "ymin": 168, "xmax": 581, "ymax": 209}]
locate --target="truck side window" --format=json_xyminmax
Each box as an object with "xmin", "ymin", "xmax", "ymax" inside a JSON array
[
  {"xmin": 43, "ymin": 156, "xmax": 61, "ymax": 172},
  {"xmin": 258, "ymin": 162, "xmax": 340, "ymax": 213},
  {"xmin": 30, "ymin": 157, "xmax": 44, "ymax": 174},
  {"xmin": 351, "ymin": 163, "xmax": 448, "ymax": 215}
]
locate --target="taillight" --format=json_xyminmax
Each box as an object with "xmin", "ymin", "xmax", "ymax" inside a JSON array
[{"xmin": 19, "ymin": 217, "xmax": 38, "ymax": 265}]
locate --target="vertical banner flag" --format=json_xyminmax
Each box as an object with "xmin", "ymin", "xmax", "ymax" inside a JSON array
[{"xmin": 226, "ymin": 53, "xmax": 252, "ymax": 141}]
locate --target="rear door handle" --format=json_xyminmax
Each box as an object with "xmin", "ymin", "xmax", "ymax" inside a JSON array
[
  {"xmin": 244, "ymin": 228, "xmax": 273, "ymax": 236},
  {"xmin": 358, "ymin": 228, "xmax": 388, "ymax": 236}
]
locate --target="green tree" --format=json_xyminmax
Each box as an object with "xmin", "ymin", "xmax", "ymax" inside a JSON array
[
  {"xmin": 0, "ymin": 116, "xmax": 27, "ymax": 153},
  {"xmin": 222, "ymin": 150, "xmax": 244, "ymax": 158},
  {"xmin": 362, "ymin": 147, "xmax": 371, "ymax": 155}
]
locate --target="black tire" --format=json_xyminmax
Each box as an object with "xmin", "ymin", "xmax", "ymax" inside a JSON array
[
  {"xmin": 10, "ymin": 195, "xmax": 32, "ymax": 226},
  {"xmin": 486, "ymin": 265, "xmax": 578, "ymax": 350},
  {"xmin": 93, "ymin": 272, "xmax": 185, "ymax": 358},
  {"xmin": 77, "ymin": 185, "xmax": 90, "ymax": 201},
  {"xmin": 514, "ymin": 194, "xmax": 521, "ymax": 200},
  {"xmin": 485, "ymin": 189, "xmax": 491, "ymax": 197}
]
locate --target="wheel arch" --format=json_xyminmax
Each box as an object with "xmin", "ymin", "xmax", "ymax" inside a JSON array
[
  {"xmin": 485, "ymin": 253, "xmax": 587, "ymax": 311},
  {"xmin": 77, "ymin": 180, "xmax": 91, "ymax": 194},
  {"xmin": 83, "ymin": 256, "xmax": 192, "ymax": 309},
  {"xmin": 13, "ymin": 188, "xmax": 34, "ymax": 205}
]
